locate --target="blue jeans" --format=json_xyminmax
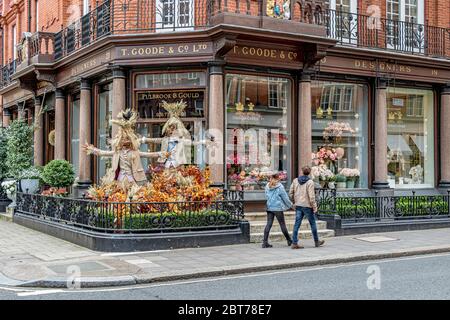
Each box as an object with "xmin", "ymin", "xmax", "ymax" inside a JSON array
[{"xmin": 292, "ymin": 206, "xmax": 319, "ymax": 244}]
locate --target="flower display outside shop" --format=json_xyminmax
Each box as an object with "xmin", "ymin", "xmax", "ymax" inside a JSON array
[{"xmin": 87, "ymin": 166, "xmax": 222, "ymax": 209}]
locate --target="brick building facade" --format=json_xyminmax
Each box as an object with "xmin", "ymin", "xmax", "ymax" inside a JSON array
[{"xmin": 0, "ymin": 0, "xmax": 449, "ymax": 205}]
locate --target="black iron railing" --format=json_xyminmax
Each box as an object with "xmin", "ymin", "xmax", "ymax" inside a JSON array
[
  {"xmin": 15, "ymin": 190, "xmax": 245, "ymax": 233},
  {"xmin": 318, "ymin": 190, "xmax": 450, "ymax": 223},
  {"xmin": 0, "ymin": 60, "xmax": 16, "ymax": 89},
  {"xmin": 325, "ymin": 9, "xmax": 450, "ymax": 58}
]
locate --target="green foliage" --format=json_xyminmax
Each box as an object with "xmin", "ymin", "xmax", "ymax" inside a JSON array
[
  {"xmin": 18, "ymin": 167, "xmax": 42, "ymax": 179},
  {"xmin": 0, "ymin": 128, "xmax": 8, "ymax": 180},
  {"xmin": 42, "ymin": 160, "xmax": 75, "ymax": 188},
  {"xmin": 335, "ymin": 174, "xmax": 347, "ymax": 183},
  {"xmin": 335, "ymin": 197, "xmax": 377, "ymax": 217},
  {"xmin": 95, "ymin": 210, "xmax": 233, "ymax": 230},
  {"xmin": 395, "ymin": 197, "xmax": 449, "ymax": 215},
  {"xmin": 5, "ymin": 120, "xmax": 34, "ymax": 178}
]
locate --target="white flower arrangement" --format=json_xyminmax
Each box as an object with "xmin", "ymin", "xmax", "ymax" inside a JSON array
[
  {"xmin": 409, "ymin": 165, "xmax": 423, "ymax": 182},
  {"xmin": 339, "ymin": 168, "xmax": 360, "ymax": 179},
  {"xmin": 1, "ymin": 180, "xmax": 17, "ymax": 194},
  {"xmin": 311, "ymin": 165, "xmax": 334, "ymax": 181}
]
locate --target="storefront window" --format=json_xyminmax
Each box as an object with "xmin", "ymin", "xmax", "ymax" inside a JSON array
[
  {"xmin": 386, "ymin": 87, "xmax": 434, "ymax": 188},
  {"xmin": 225, "ymin": 73, "xmax": 292, "ymax": 191},
  {"xmin": 97, "ymin": 83, "xmax": 113, "ymax": 181},
  {"xmin": 135, "ymin": 72, "xmax": 206, "ymax": 90},
  {"xmin": 135, "ymin": 71, "xmax": 207, "ymax": 172},
  {"xmin": 70, "ymin": 94, "xmax": 80, "ymax": 179},
  {"xmin": 311, "ymin": 81, "xmax": 369, "ymax": 189}
]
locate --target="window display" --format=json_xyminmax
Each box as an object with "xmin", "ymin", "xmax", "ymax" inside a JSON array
[
  {"xmin": 70, "ymin": 94, "xmax": 80, "ymax": 179},
  {"xmin": 225, "ymin": 73, "xmax": 291, "ymax": 191},
  {"xmin": 97, "ymin": 83, "xmax": 113, "ymax": 182},
  {"xmin": 311, "ymin": 81, "xmax": 368, "ymax": 189},
  {"xmin": 386, "ymin": 87, "xmax": 434, "ymax": 188}
]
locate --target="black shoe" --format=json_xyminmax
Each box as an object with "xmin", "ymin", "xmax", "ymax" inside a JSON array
[
  {"xmin": 315, "ymin": 240, "xmax": 325, "ymax": 247},
  {"xmin": 287, "ymin": 239, "xmax": 293, "ymax": 246},
  {"xmin": 262, "ymin": 243, "xmax": 273, "ymax": 248}
]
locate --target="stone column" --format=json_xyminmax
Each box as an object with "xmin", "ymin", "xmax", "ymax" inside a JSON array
[
  {"xmin": 111, "ymin": 66, "xmax": 126, "ymax": 138},
  {"xmin": 78, "ymin": 79, "xmax": 92, "ymax": 188},
  {"xmin": 373, "ymin": 79, "xmax": 389, "ymax": 189},
  {"xmin": 2, "ymin": 107, "xmax": 11, "ymax": 127},
  {"xmin": 208, "ymin": 61, "xmax": 225, "ymax": 185},
  {"xmin": 55, "ymin": 89, "xmax": 66, "ymax": 160},
  {"xmin": 298, "ymin": 72, "xmax": 312, "ymax": 171},
  {"xmin": 33, "ymin": 96, "xmax": 44, "ymax": 166},
  {"xmin": 439, "ymin": 84, "xmax": 450, "ymax": 188}
]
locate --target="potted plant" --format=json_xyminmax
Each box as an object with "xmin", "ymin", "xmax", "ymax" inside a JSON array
[
  {"xmin": 340, "ymin": 168, "xmax": 360, "ymax": 189},
  {"xmin": 335, "ymin": 174, "xmax": 347, "ymax": 189},
  {"xmin": 42, "ymin": 160, "xmax": 75, "ymax": 195},
  {"xmin": 18, "ymin": 167, "xmax": 42, "ymax": 194},
  {"xmin": 1, "ymin": 180, "xmax": 17, "ymax": 208},
  {"xmin": 328, "ymin": 175, "xmax": 337, "ymax": 189}
]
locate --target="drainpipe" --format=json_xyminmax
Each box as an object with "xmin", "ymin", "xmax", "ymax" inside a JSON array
[{"xmin": 28, "ymin": 0, "xmax": 32, "ymax": 32}]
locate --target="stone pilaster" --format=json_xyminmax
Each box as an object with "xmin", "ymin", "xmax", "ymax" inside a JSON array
[
  {"xmin": 373, "ymin": 79, "xmax": 389, "ymax": 189},
  {"xmin": 55, "ymin": 89, "xmax": 66, "ymax": 160},
  {"xmin": 111, "ymin": 66, "xmax": 126, "ymax": 138},
  {"xmin": 439, "ymin": 84, "xmax": 450, "ymax": 188},
  {"xmin": 78, "ymin": 79, "xmax": 92, "ymax": 189},
  {"xmin": 33, "ymin": 96, "xmax": 44, "ymax": 166},
  {"xmin": 298, "ymin": 72, "xmax": 312, "ymax": 171},
  {"xmin": 208, "ymin": 60, "xmax": 225, "ymax": 185},
  {"xmin": 2, "ymin": 108, "xmax": 11, "ymax": 127}
]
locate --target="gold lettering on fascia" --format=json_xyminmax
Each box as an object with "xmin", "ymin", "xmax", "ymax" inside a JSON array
[
  {"xmin": 120, "ymin": 43, "xmax": 210, "ymax": 57},
  {"xmin": 71, "ymin": 59, "xmax": 97, "ymax": 76},
  {"xmin": 432, "ymin": 69, "xmax": 439, "ymax": 76},
  {"xmin": 354, "ymin": 60, "xmax": 412, "ymax": 73},
  {"xmin": 232, "ymin": 45, "xmax": 298, "ymax": 61},
  {"xmin": 139, "ymin": 92, "xmax": 201, "ymax": 100}
]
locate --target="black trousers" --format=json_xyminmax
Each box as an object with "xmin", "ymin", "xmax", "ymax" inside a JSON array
[{"xmin": 263, "ymin": 211, "xmax": 292, "ymax": 244}]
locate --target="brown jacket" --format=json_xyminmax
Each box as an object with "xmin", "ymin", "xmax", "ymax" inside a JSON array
[
  {"xmin": 288, "ymin": 177, "xmax": 318, "ymax": 212},
  {"xmin": 92, "ymin": 148, "xmax": 160, "ymax": 183}
]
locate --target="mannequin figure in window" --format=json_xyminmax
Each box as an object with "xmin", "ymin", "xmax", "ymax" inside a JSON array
[
  {"xmin": 83, "ymin": 109, "xmax": 161, "ymax": 185},
  {"xmin": 140, "ymin": 100, "xmax": 216, "ymax": 168}
]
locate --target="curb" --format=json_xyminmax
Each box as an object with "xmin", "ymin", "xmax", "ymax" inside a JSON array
[{"xmin": 8, "ymin": 245, "xmax": 450, "ymax": 289}]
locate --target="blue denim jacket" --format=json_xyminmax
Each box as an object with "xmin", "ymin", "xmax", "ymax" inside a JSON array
[{"xmin": 265, "ymin": 182, "xmax": 293, "ymax": 212}]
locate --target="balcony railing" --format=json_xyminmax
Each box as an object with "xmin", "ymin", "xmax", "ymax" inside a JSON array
[
  {"xmin": 1, "ymin": 1, "xmax": 449, "ymax": 88},
  {"xmin": 325, "ymin": 9, "xmax": 450, "ymax": 58},
  {"xmin": 0, "ymin": 60, "xmax": 16, "ymax": 89}
]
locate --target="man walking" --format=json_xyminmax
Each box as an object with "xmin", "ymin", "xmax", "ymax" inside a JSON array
[{"xmin": 289, "ymin": 166, "xmax": 325, "ymax": 249}]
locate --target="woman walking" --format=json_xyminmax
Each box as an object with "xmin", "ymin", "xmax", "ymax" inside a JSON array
[{"xmin": 263, "ymin": 173, "xmax": 293, "ymax": 248}]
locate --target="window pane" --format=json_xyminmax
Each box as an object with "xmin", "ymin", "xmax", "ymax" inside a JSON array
[
  {"xmin": 311, "ymin": 81, "xmax": 369, "ymax": 189},
  {"xmin": 386, "ymin": 87, "xmax": 434, "ymax": 188},
  {"xmin": 226, "ymin": 74, "xmax": 292, "ymax": 191},
  {"xmin": 97, "ymin": 83, "xmax": 113, "ymax": 182},
  {"xmin": 136, "ymin": 72, "xmax": 206, "ymax": 89},
  {"xmin": 71, "ymin": 97, "xmax": 80, "ymax": 179}
]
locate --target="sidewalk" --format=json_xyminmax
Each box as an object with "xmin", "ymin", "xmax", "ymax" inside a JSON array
[{"xmin": 1, "ymin": 218, "xmax": 450, "ymax": 288}]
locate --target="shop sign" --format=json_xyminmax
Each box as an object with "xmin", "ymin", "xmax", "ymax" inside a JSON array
[
  {"xmin": 320, "ymin": 56, "xmax": 450, "ymax": 83},
  {"xmin": 57, "ymin": 49, "xmax": 113, "ymax": 84},
  {"xmin": 117, "ymin": 43, "xmax": 213, "ymax": 59},
  {"xmin": 137, "ymin": 90, "xmax": 205, "ymax": 119},
  {"xmin": 228, "ymin": 45, "xmax": 301, "ymax": 63}
]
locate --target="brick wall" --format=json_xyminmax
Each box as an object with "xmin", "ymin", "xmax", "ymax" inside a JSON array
[{"xmin": 0, "ymin": 0, "xmax": 449, "ymax": 65}]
